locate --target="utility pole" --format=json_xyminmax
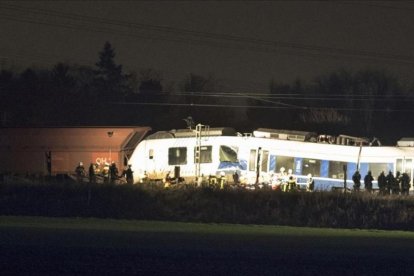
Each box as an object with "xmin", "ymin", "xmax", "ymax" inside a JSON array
[
  {"xmin": 343, "ymin": 164, "xmax": 347, "ymax": 193},
  {"xmin": 255, "ymin": 147, "xmax": 262, "ymax": 185},
  {"xmin": 195, "ymin": 124, "xmax": 202, "ymax": 185},
  {"xmin": 194, "ymin": 123, "xmax": 209, "ymax": 186}
]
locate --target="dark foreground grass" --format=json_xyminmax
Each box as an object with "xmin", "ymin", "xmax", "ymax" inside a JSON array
[
  {"xmin": 2, "ymin": 181, "xmax": 414, "ymax": 230},
  {"xmin": 1, "ymin": 216, "xmax": 414, "ymax": 275}
]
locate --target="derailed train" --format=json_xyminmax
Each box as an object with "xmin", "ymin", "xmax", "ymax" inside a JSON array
[{"xmin": 128, "ymin": 126, "xmax": 414, "ymax": 191}]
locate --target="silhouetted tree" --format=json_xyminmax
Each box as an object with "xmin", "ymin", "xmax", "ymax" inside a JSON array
[
  {"xmin": 95, "ymin": 41, "xmax": 129, "ymax": 100},
  {"xmin": 181, "ymin": 73, "xmax": 217, "ymax": 92},
  {"xmin": 269, "ymin": 79, "xmax": 291, "ymax": 94},
  {"xmin": 71, "ymin": 65, "xmax": 98, "ymax": 101},
  {"xmin": 312, "ymin": 69, "xmax": 403, "ymax": 136},
  {"xmin": 51, "ymin": 63, "xmax": 75, "ymax": 104},
  {"xmin": 52, "ymin": 63, "xmax": 74, "ymax": 90},
  {"xmin": 0, "ymin": 70, "xmax": 17, "ymax": 125},
  {"xmin": 138, "ymin": 68, "xmax": 163, "ymax": 94}
]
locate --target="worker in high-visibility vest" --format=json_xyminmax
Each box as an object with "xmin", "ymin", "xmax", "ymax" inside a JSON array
[
  {"xmin": 219, "ymin": 172, "xmax": 226, "ymax": 189},
  {"xmin": 164, "ymin": 172, "xmax": 171, "ymax": 189},
  {"xmin": 287, "ymin": 176, "xmax": 297, "ymax": 192}
]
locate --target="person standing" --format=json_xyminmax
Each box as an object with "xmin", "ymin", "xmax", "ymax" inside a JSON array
[
  {"xmin": 287, "ymin": 176, "xmax": 297, "ymax": 192},
  {"xmin": 88, "ymin": 163, "xmax": 96, "ymax": 184},
  {"xmin": 306, "ymin": 174, "xmax": 314, "ymax": 192},
  {"xmin": 401, "ymin": 172, "xmax": 411, "ymax": 196},
  {"xmin": 352, "ymin": 170, "xmax": 361, "ymax": 192},
  {"xmin": 109, "ymin": 161, "xmax": 119, "ymax": 184},
  {"xmin": 219, "ymin": 171, "xmax": 226, "ymax": 190},
  {"xmin": 125, "ymin": 164, "xmax": 134, "ymax": 185},
  {"xmin": 385, "ymin": 171, "xmax": 395, "ymax": 195},
  {"xmin": 378, "ymin": 171, "xmax": 386, "ymax": 195},
  {"xmin": 232, "ymin": 171, "xmax": 240, "ymax": 185},
  {"xmin": 364, "ymin": 171, "xmax": 373, "ymax": 193},
  {"xmin": 75, "ymin": 162, "xmax": 86, "ymax": 183},
  {"xmin": 393, "ymin": 171, "xmax": 401, "ymax": 195},
  {"xmin": 86, "ymin": 162, "xmax": 95, "ymax": 206},
  {"xmin": 102, "ymin": 162, "xmax": 110, "ymax": 184}
]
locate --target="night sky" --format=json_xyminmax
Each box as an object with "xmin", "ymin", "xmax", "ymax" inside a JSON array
[{"xmin": 1, "ymin": 1, "xmax": 414, "ymax": 92}]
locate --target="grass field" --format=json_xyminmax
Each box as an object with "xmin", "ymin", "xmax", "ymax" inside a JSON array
[{"xmin": 1, "ymin": 216, "xmax": 414, "ymax": 275}]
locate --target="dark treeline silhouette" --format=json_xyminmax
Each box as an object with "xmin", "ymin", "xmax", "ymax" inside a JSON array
[
  {"xmin": 1, "ymin": 42, "xmax": 413, "ymax": 144},
  {"xmin": 248, "ymin": 69, "xmax": 413, "ymax": 144}
]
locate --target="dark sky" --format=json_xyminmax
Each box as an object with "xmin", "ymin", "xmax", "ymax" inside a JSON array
[{"xmin": 1, "ymin": 1, "xmax": 414, "ymax": 91}]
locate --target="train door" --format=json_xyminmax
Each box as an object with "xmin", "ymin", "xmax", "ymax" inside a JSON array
[
  {"xmin": 397, "ymin": 158, "xmax": 413, "ymax": 190},
  {"xmin": 249, "ymin": 149, "xmax": 256, "ymax": 172},
  {"xmin": 261, "ymin": 150, "xmax": 269, "ymax": 173},
  {"xmin": 249, "ymin": 147, "xmax": 264, "ymax": 184},
  {"xmin": 146, "ymin": 148, "xmax": 158, "ymax": 179}
]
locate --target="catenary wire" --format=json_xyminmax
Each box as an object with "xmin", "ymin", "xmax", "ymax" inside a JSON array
[
  {"xmin": 115, "ymin": 101, "xmax": 414, "ymax": 112},
  {"xmin": 1, "ymin": 3, "xmax": 414, "ymax": 65}
]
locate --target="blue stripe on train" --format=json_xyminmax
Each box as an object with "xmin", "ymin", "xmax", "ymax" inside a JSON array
[{"xmin": 307, "ymin": 178, "xmax": 380, "ymax": 191}]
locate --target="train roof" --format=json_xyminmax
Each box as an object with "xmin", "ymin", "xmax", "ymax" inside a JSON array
[
  {"xmin": 146, "ymin": 127, "xmax": 237, "ymax": 140},
  {"xmin": 397, "ymin": 138, "xmax": 414, "ymax": 147},
  {"xmin": 145, "ymin": 127, "xmax": 376, "ymax": 147},
  {"xmin": 253, "ymin": 128, "xmax": 317, "ymax": 142}
]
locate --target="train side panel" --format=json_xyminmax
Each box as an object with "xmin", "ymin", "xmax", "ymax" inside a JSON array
[{"xmin": 129, "ymin": 133, "xmax": 414, "ymax": 190}]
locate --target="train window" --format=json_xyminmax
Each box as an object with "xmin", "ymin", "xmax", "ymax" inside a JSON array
[
  {"xmin": 275, "ymin": 156, "xmax": 294, "ymax": 173},
  {"xmin": 329, "ymin": 161, "xmax": 347, "ymax": 179},
  {"xmin": 302, "ymin": 158, "xmax": 321, "ymax": 177},
  {"xmin": 369, "ymin": 163, "xmax": 389, "ymax": 179},
  {"xmin": 405, "ymin": 159, "xmax": 412, "ymax": 179},
  {"xmin": 168, "ymin": 147, "xmax": 187, "ymax": 165},
  {"xmin": 261, "ymin": 150, "xmax": 269, "ymax": 172},
  {"xmin": 397, "ymin": 159, "xmax": 403, "ymax": 174},
  {"xmin": 392, "ymin": 159, "xmax": 412, "ymax": 178},
  {"xmin": 194, "ymin": 146, "xmax": 212, "ymax": 163},
  {"xmin": 249, "ymin": 149, "xmax": 256, "ymax": 171},
  {"xmin": 219, "ymin": 146, "xmax": 238, "ymax": 162}
]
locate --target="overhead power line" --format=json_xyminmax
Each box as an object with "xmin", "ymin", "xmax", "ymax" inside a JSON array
[
  {"xmin": 1, "ymin": 3, "xmax": 414, "ymax": 65},
  {"xmin": 341, "ymin": 2, "xmax": 414, "ymax": 12},
  {"xmin": 133, "ymin": 91, "xmax": 414, "ymax": 101},
  {"xmin": 115, "ymin": 101, "xmax": 414, "ymax": 113}
]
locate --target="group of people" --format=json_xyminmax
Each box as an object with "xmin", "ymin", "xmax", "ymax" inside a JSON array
[
  {"xmin": 352, "ymin": 170, "xmax": 411, "ymax": 195},
  {"xmin": 271, "ymin": 167, "xmax": 314, "ymax": 192},
  {"xmin": 75, "ymin": 161, "xmax": 413, "ymax": 195},
  {"xmin": 75, "ymin": 161, "xmax": 134, "ymax": 184}
]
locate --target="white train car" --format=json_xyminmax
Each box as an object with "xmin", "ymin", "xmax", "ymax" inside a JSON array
[{"xmin": 128, "ymin": 127, "xmax": 414, "ymax": 191}]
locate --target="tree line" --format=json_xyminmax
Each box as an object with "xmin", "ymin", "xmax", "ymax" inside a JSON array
[{"xmin": 1, "ymin": 41, "xmax": 413, "ymax": 144}]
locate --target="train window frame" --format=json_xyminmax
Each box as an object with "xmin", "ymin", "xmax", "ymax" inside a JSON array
[
  {"xmin": 168, "ymin": 147, "xmax": 187, "ymax": 165},
  {"xmin": 369, "ymin": 163, "xmax": 390, "ymax": 179},
  {"xmin": 275, "ymin": 156, "xmax": 295, "ymax": 173},
  {"xmin": 302, "ymin": 158, "xmax": 321, "ymax": 177},
  {"xmin": 249, "ymin": 149, "xmax": 256, "ymax": 171},
  {"xmin": 328, "ymin": 160, "xmax": 347, "ymax": 179},
  {"xmin": 194, "ymin": 145, "xmax": 213, "ymax": 163},
  {"xmin": 397, "ymin": 159, "xmax": 403, "ymax": 174},
  {"xmin": 219, "ymin": 145, "xmax": 238, "ymax": 163},
  {"xmin": 261, "ymin": 150, "xmax": 269, "ymax": 172}
]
